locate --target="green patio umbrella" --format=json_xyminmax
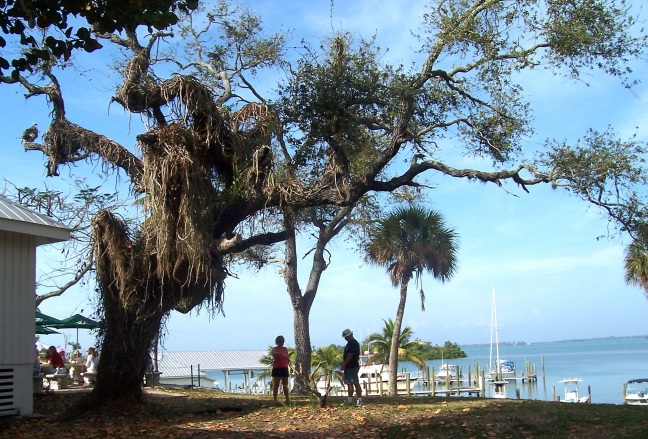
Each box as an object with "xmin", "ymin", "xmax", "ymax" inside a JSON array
[
  {"xmin": 35, "ymin": 324, "xmax": 60, "ymax": 335},
  {"xmin": 49, "ymin": 313, "xmax": 100, "ymax": 345},
  {"xmin": 35, "ymin": 311, "xmax": 64, "ymax": 326}
]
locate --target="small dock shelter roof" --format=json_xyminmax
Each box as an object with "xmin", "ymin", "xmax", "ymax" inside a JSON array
[
  {"xmin": 157, "ymin": 350, "xmax": 268, "ymax": 389},
  {"xmin": 0, "ymin": 195, "xmax": 71, "ymax": 244}
]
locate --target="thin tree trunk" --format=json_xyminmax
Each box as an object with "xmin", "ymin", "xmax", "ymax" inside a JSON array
[
  {"xmin": 283, "ymin": 209, "xmax": 316, "ymax": 394},
  {"xmin": 292, "ymin": 305, "xmax": 312, "ymax": 393},
  {"xmin": 282, "ymin": 206, "xmax": 352, "ymax": 394},
  {"xmin": 388, "ymin": 281, "xmax": 409, "ymax": 396}
]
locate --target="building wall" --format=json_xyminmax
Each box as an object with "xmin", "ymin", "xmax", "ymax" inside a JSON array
[
  {"xmin": 0, "ymin": 230, "xmax": 37, "ymax": 416},
  {"xmin": 159, "ymin": 376, "xmax": 218, "ymax": 387}
]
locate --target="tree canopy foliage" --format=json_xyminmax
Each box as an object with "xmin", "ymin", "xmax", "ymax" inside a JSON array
[
  {"xmin": 2, "ymin": 0, "xmax": 647, "ymax": 405},
  {"xmin": 363, "ymin": 319, "xmax": 427, "ymax": 369},
  {"xmin": 315, "ymin": 337, "xmax": 467, "ymax": 364},
  {"xmin": 624, "ymin": 225, "xmax": 648, "ymax": 297},
  {"xmin": 408, "ymin": 340, "xmax": 467, "ymax": 361},
  {"xmin": 0, "ymin": 0, "xmax": 198, "ymax": 76}
]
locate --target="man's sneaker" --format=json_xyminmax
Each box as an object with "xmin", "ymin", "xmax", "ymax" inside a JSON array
[{"xmin": 356, "ymin": 399, "xmax": 363, "ymax": 407}]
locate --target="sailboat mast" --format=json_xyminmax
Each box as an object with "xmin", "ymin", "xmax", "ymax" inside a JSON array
[
  {"xmin": 493, "ymin": 284, "xmax": 501, "ymax": 379},
  {"xmin": 488, "ymin": 283, "xmax": 496, "ymax": 373}
]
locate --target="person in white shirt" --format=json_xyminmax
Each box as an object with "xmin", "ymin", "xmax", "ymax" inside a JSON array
[{"xmin": 84, "ymin": 347, "xmax": 99, "ymax": 385}]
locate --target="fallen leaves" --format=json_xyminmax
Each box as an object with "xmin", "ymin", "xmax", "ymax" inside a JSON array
[{"xmin": 0, "ymin": 389, "xmax": 643, "ymax": 439}]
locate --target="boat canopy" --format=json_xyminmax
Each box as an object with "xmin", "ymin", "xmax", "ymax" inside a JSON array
[{"xmin": 626, "ymin": 378, "xmax": 648, "ymax": 384}]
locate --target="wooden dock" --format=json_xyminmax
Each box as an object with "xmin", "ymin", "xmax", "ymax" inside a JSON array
[
  {"xmin": 411, "ymin": 387, "xmax": 483, "ymax": 397},
  {"xmin": 362, "ymin": 383, "xmax": 483, "ymax": 398},
  {"xmin": 342, "ymin": 359, "xmax": 542, "ymax": 399}
]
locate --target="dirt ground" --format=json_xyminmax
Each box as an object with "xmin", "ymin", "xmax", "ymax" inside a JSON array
[{"xmin": 1, "ymin": 387, "xmax": 647, "ymax": 438}]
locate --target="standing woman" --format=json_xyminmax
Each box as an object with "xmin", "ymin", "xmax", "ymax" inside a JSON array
[{"xmin": 271, "ymin": 335, "xmax": 290, "ymax": 404}]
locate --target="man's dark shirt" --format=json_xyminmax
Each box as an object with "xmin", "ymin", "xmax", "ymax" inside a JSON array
[{"xmin": 343, "ymin": 338, "xmax": 360, "ymax": 369}]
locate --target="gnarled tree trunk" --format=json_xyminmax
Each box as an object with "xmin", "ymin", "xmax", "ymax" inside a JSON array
[{"xmin": 93, "ymin": 298, "xmax": 163, "ymax": 401}]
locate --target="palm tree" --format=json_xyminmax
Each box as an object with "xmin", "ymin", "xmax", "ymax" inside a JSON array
[
  {"xmin": 365, "ymin": 205, "xmax": 458, "ymax": 395},
  {"xmin": 625, "ymin": 229, "xmax": 648, "ymax": 298},
  {"xmin": 365, "ymin": 318, "xmax": 426, "ymax": 370},
  {"xmin": 310, "ymin": 345, "xmax": 343, "ymax": 407}
]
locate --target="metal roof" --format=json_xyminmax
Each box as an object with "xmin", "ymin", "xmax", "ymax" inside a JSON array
[
  {"xmin": 0, "ymin": 195, "xmax": 71, "ymax": 244},
  {"xmin": 157, "ymin": 350, "xmax": 269, "ymax": 378}
]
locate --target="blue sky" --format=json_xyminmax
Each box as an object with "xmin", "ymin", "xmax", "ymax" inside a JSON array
[{"xmin": 2, "ymin": 0, "xmax": 648, "ymax": 353}]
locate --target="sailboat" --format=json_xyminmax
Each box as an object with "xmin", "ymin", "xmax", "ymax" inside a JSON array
[{"xmin": 487, "ymin": 284, "xmax": 511, "ymax": 398}]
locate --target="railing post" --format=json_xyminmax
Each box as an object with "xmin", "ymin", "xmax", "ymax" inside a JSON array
[{"xmin": 406, "ymin": 373, "xmax": 411, "ymax": 396}]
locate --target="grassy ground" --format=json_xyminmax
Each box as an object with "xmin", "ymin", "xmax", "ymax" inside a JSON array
[{"xmin": 1, "ymin": 387, "xmax": 647, "ymax": 438}]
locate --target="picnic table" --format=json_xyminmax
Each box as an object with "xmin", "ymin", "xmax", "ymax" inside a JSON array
[{"xmin": 67, "ymin": 362, "xmax": 86, "ymax": 385}]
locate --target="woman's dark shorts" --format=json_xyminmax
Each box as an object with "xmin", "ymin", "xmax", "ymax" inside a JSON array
[{"xmin": 272, "ymin": 367, "xmax": 289, "ymax": 378}]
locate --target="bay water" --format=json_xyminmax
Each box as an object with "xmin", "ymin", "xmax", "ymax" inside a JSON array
[
  {"xmin": 404, "ymin": 336, "xmax": 648, "ymax": 405},
  {"xmin": 205, "ymin": 336, "xmax": 648, "ymax": 405}
]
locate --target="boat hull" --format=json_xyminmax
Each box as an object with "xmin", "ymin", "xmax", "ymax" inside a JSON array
[
  {"xmin": 624, "ymin": 379, "xmax": 648, "ymax": 405},
  {"xmin": 624, "ymin": 396, "xmax": 648, "ymax": 405},
  {"xmin": 559, "ymin": 378, "xmax": 590, "ymax": 403}
]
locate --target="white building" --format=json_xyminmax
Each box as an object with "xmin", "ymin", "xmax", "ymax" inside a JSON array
[
  {"xmin": 0, "ymin": 195, "xmax": 71, "ymax": 416},
  {"xmin": 157, "ymin": 350, "xmax": 270, "ymax": 392}
]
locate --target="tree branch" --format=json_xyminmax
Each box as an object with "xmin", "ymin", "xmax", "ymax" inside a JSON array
[
  {"xmin": 224, "ymin": 230, "xmax": 290, "ymax": 255},
  {"xmin": 35, "ymin": 252, "xmax": 94, "ymax": 307},
  {"xmin": 365, "ymin": 159, "xmax": 552, "ymax": 195}
]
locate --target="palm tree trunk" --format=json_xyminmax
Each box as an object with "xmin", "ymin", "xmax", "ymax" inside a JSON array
[{"xmin": 388, "ymin": 280, "xmax": 408, "ymax": 396}]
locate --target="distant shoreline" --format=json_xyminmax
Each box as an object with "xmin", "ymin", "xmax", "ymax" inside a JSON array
[{"xmin": 462, "ymin": 334, "xmax": 648, "ymax": 348}]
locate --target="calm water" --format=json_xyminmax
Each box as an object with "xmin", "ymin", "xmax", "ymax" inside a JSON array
[
  {"xmin": 205, "ymin": 336, "xmax": 648, "ymax": 404},
  {"xmin": 404, "ymin": 336, "xmax": 648, "ymax": 404}
]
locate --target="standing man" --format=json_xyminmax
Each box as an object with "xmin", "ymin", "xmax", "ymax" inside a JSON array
[{"xmin": 341, "ymin": 328, "xmax": 362, "ymax": 407}]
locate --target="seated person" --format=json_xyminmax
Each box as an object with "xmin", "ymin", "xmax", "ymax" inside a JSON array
[
  {"xmin": 83, "ymin": 347, "xmax": 99, "ymax": 385},
  {"xmin": 85, "ymin": 347, "xmax": 99, "ymax": 373},
  {"xmin": 41, "ymin": 345, "xmax": 65, "ymax": 374},
  {"xmin": 70, "ymin": 347, "xmax": 84, "ymax": 362}
]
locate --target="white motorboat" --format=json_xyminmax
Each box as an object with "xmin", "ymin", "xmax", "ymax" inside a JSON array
[
  {"xmin": 559, "ymin": 378, "xmax": 590, "ymax": 403},
  {"xmin": 315, "ymin": 355, "xmax": 422, "ymax": 396},
  {"xmin": 492, "ymin": 379, "xmax": 508, "ymax": 399},
  {"xmin": 624, "ymin": 379, "xmax": 648, "ymax": 405},
  {"xmin": 358, "ymin": 362, "xmax": 423, "ymax": 393},
  {"xmin": 435, "ymin": 363, "xmax": 462, "ymax": 382}
]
